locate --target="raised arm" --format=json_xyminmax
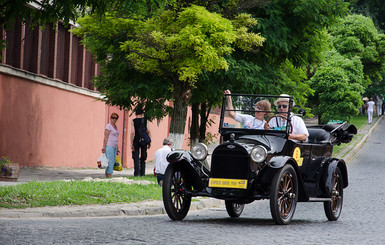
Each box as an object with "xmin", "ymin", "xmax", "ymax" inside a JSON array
[{"xmin": 224, "ymin": 90, "xmax": 236, "ymax": 119}]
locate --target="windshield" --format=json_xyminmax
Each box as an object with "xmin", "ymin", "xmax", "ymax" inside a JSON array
[{"xmin": 220, "ymin": 94, "xmax": 295, "ymax": 133}]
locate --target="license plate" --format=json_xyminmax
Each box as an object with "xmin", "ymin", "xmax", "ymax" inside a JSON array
[{"xmin": 208, "ymin": 178, "xmax": 248, "ymax": 189}]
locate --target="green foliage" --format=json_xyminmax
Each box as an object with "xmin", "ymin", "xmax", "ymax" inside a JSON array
[
  {"xmin": 74, "ymin": 4, "xmax": 264, "ymax": 133},
  {"xmin": 310, "ymin": 51, "xmax": 364, "ymax": 123},
  {"xmin": 365, "ymin": 70, "xmax": 385, "ymax": 97},
  {"xmin": 308, "ymin": 14, "xmax": 385, "ymax": 123},
  {"xmin": 250, "ymin": 0, "xmax": 349, "ymax": 66},
  {"xmin": 72, "ymin": 12, "xmax": 173, "ymax": 120},
  {"xmin": 118, "ymin": 5, "xmax": 264, "ymax": 85},
  {"xmin": 329, "ymin": 14, "xmax": 385, "ymax": 81},
  {"xmin": 351, "ymin": 0, "xmax": 385, "ymax": 31},
  {"xmin": 192, "ymin": 0, "xmax": 348, "ymax": 125}
]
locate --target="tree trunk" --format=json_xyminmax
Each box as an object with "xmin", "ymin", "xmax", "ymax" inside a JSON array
[
  {"xmin": 190, "ymin": 103, "xmax": 200, "ymax": 149},
  {"xmin": 169, "ymin": 96, "xmax": 188, "ymax": 149}
]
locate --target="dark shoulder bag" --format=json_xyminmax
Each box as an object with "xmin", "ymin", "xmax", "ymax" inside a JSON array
[{"xmin": 139, "ymin": 118, "xmax": 151, "ymax": 146}]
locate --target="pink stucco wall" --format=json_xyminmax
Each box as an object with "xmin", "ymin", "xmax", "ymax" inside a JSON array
[
  {"xmin": 0, "ymin": 72, "xmax": 106, "ymax": 168},
  {"xmin": 0, "ymin": 67, "xmax": 223, "ymax": 169}
]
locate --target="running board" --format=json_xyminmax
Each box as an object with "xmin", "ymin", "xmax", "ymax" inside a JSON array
[{"xmin": 308, "ymin": 197, "xmax": 331, "ymax": 202}]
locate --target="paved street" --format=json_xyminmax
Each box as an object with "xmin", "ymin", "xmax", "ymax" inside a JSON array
[{"xmin": 0, "ymin": 117, "xmax": 385, "ymax": 244}]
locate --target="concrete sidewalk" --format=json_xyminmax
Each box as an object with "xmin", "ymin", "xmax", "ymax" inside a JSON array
[{"xmin": 0, "ymin": 116, "xmax": 382, "ymax": 218}]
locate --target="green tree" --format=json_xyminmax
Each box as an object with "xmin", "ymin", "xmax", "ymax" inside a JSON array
[
  {"xmin": 350, "ymin": 1, "xmax": 385, "ymax": 101},
  {"xmin": 187, "ymin": 0, "xmax": 346, "ymax": 142},
  {"xmin": 189, "ymin": 57, "xmax": 263, "ymax": 146},
  {"xmin": 248, "ymin": 0, "xmax": 349, "ymax": 67},
  {"xmin": 310, "ymin": 51, "xmax": 364, "ymax": 123},
  {"xmin": 329, "ymin": 14, "xmax": 385, "ymax": 81},
  {"xmin": 74, "ymin": 5, "xmax": 264, "ymax": 148},
  {"xmin": 351, "ymin": 0, "xmax": 385, "ymax": 30}
]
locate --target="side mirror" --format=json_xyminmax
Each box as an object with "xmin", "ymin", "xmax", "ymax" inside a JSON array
[{"xmin": 298, "ymin": 109, "xmax": 306, "ymax": 117}]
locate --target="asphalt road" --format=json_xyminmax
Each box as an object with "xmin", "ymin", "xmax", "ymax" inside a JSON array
[{"xmin": 1, "ymin": 118, "xmax": 385, "ymax": 244}]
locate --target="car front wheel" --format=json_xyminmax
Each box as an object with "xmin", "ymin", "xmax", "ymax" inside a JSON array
[
  {"xmin": 162, "ymin": 163, "xmax": 191, "ymax": 220},
  {"xmin": 324, "ymin": 167, "xmax": 343, "ymax": 221},
  {"xmin": 225, "ymin": 201, "xmax": 245, "ymax": 218},
  {"xmin": 270, "ymin": 164, "xmax": 298, "ymax": 225}
]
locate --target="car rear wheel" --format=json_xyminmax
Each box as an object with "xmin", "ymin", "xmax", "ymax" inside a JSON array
[
  {"xmin": 324, "ymin": 167, "xmax": 343, "ymax": 221},
  {"xmin": 225, "ymin": 201, "xmax": 245, "ymax": 218},
  {"xmin": 162, "ymin": 163, "xmax": 191, "ymax": 220},
  {"xmin": 270, "ymin": 164, "xmax": 298, "ymax": 225}
]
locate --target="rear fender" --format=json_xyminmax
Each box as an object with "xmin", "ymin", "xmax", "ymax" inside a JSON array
[
  {"xmin": 166, "ymin": 151, "xmax": 206, "ymax": 190},
  {"xmin": 265, "ymin": 156, "xmax": 309, "ymax": 202},
  {"xmin": 324, "ymin": 159, "xmax": 348, "ymax": 194}
]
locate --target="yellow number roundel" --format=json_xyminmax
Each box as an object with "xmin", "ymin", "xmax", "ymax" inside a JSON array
[{"xmin": 293, "ymin": 147, "xmax": 303, "ymax": 166}]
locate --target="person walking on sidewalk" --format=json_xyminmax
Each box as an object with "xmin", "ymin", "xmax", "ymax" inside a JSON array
[
  {"xmin": 131, "ymin": 108, "xmax": 151, "ymax": 176},
  {"xmin": 102, "ymin": 113, "xmax": 120, "ymax": 178},
  {"xmin": 154, "ymin": 138, "xmax": 173, "ymax": 186},
  {"xmin": 375, "ymin": 95, "xmax": 383, "ymax": 116},
  {"xmin": 367, "ymin": 98, "xmax": 375, "ymax": 124}
]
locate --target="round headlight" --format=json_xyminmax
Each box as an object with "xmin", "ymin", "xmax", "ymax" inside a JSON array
[
  {"xmin": 250, "ymin": 146, "xmax": 267, "ymax": 163},
  {"xmin": 191, "ymin": 143, "xmax": 208, "ymax": 161}
]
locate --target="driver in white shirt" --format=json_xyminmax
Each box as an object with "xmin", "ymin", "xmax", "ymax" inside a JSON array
[{"xmin": 267, "ymin": 94, "xmax": 308, "ymax": 142}]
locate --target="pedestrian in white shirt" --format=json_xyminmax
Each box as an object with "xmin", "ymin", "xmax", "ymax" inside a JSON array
[
  {"xmin": 154, "ymin": 138, "xmax": 173, "ymax": 186},
  {"xmin": 367, "ymin": 98, "xmax": 375, "ymax": 124}
]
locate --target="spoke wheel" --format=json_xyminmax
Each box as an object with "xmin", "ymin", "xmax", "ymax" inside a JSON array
[
  {"xmin": 270, "ymin": 164, "xmax": 298, "ymax": 225},
  {"xmin": 225, "ymin": 201, "xmax": 245, "ymax": 218},
  {"xmin": 266, "ymin": 115, "xmax": 293, "ymax": 134},
  {"xmin": 162, "ymin": 163, "xmax": 191, "ymax": 220},
  {"xmin": 324, "ymin": 167, "xmax": 343, "ymax": 221}
]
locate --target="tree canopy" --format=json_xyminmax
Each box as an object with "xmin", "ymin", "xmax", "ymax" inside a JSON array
[
  {"xmin": 351, "ymin": 0, "xmax": 385, "ymax": 30},
  {"xmin": 329, "ymin": 14, "xmax": 385, "ymax": 82},
  {"xmin": 73, "ymin": 4, "xmax": 264, "ymax": 148},
  {"xmin": 310, "ymin": 51, "xmax": 365, "ymax": 123}
]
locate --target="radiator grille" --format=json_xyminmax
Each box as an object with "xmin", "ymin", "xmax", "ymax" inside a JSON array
[{"xmin": 211, "ymin": 145, "xmax": 249, "ymax": 179}]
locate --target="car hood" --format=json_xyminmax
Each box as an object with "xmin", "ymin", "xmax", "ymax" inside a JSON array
[{"xmin": 235, "ymin": 134, "xmax": 287, "ymax": 154}]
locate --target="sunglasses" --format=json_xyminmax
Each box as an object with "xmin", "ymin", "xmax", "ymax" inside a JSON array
[
  {"xmin": 111, "ymin": 117, "xmax": 118, "ymax": 120},
  {"xmin": 277, "ymin": 105, "xmax": 288, "ymax": 109}
]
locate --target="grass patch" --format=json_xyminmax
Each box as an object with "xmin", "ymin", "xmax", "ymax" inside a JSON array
[
  {"xmin": 0, "ymin": 175, "xmax": 162, "ymax": 209},
  {"xmin": 348, "ymin": 115, "xmax": 368, "ymax": 130}
]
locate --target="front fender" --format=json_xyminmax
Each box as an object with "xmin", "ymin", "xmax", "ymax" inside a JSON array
[
  {"xmin": 268, "ymin": 156, "xmax": 293, "ymax": 168},
  {"xmin": 166, "ymin": 150, "xmax": 207, "ymax": 190},
  {"xmin": 167, "ymin": 150, "xmax": 194, "ymax": 163}
]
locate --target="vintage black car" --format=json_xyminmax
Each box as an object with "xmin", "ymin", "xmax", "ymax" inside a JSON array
[{"xmin": 162, "ymin": 94, "xmax": 357, "ymax": 225}]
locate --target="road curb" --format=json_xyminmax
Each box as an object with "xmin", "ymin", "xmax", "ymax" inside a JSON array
[
  {"xmin": 343, "ymin": 116, "xmax": 383, "ymax": 164},
  {"xmin": 0, "ymin": 198, "xmax": 224, "ymax": 219}
]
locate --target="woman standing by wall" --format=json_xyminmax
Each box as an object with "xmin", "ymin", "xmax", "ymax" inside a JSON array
[{"xmin": 102, "ymin": 113, "xmax": 120, "ymax": 178}]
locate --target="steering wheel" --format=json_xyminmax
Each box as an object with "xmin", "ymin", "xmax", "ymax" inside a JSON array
[{"xmin": 266, "ymin": 114, "xmax": 293, "ymax": 134}]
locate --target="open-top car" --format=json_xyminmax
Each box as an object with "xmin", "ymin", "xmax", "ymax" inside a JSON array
[{"xmin": 162, "ymin": 94, "xmax": 357, "ymax": 225}]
